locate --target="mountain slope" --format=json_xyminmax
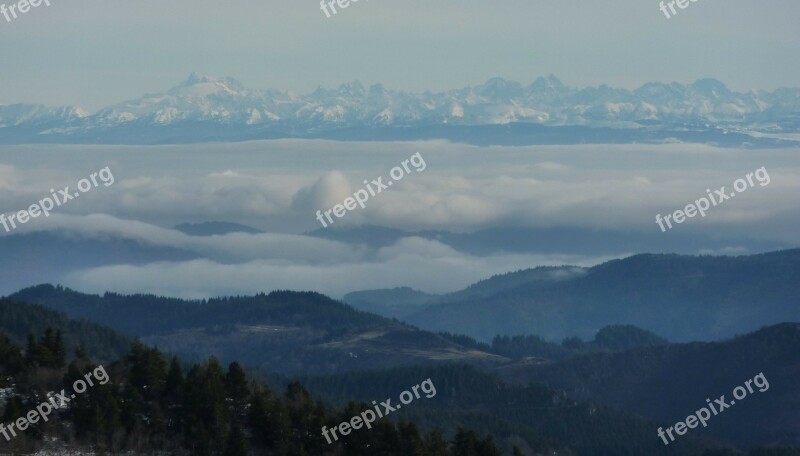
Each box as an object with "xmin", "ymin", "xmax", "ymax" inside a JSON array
[
  {"xmin": 0, "ymin": 329, "xmax": 513, "ymax": 456},
  {"xmin": 10, "ymin": 285, "xmax": 508, "ymax": 375},
  {"xmin": 497, "ymin": 323, "xmax": 800, "ymax": 449},
  {"xmin": 343, "ymin": 287, "xmax": 439, "ymax": 318},
  {"xmin": 301, "ymin": 364, "xmax": 726, "ymax": 456},
  {"xmin": 404, "ymin": 249, "xmax": 800, "ymax": 342},
  {"xmin": 0, "ymin": 295, "xmax": 131, "ymax": 362}
]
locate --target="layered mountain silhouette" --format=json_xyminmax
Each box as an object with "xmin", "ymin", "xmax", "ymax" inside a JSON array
[
  {"xmin": 3, "ymin": 283, "xmax": 797, "ymax": 451},
  {"xmin": 361, "ymin": 249, "xmax": 800, "ymax": 342}
]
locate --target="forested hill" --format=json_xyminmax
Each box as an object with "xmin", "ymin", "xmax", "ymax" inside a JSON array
[
  {"xmin": 300, "ymin": 363, "xmax": 726, "ymax": 456},
  {"xmin": 3, "ymin": 289, "xmax": 799, "ymax": 453},
  {"xmin": 8, "ymin": 285, "xmax": 508, "ymax": 375},
  {"xmin": 404, "ymin": 249, "xmax": 800, "ymax": 342},
  {"xmin": 0, "ymin": 297, "xmax": 130, "ymax": 362},
  {"xmin": 11, "ymin": 285, "xmax": 385, "ymax": 337},
  {"xmin": 498, "ymin": 322, "xmax": 800, "ymax": 450},
  {"xmin": 0, "ymin": 328, "xmax": 514, "ymax": 456}
]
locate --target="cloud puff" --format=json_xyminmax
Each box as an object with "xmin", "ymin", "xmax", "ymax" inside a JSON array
[{"xmin": 291, "ymin": 170, "xmax": 354, "ymax": 213}]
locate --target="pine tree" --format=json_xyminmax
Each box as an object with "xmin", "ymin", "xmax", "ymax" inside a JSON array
[
  {"xmin": 1, "ymin": 395, "xmax": 24, "ymax": 422},
  {"xmin": 0, "ymin": 335, "xmax": 23, "ymax": 384},
  {"xmin": 164, "ymin": 356, "xmax": 185, "ymax": 401},
  {"xmin": 126, "ymin": 340, "xmax": 168, "ymax": 399},
  {"xmin": 397, "ymin": 421, "xmax": 427, "ymax": 456},
  {"xmin": 451, "ymin": 428, "xmax": 480, "ymax": 456},
  {"xmin": 75, "ymin": 345, "xmax": 89, "ymax": 362},
  {"xmin": 426, "ymin": 429, "xmax": 449, "ymax": 456},
  {"xmin": 42, "ymin": 328, "xmax": 66, "ymax": 368},
  {"xmin": 53, "ymin": 330, "xmax": 66, "ymax": 367},
  {"xmin": 183, "ymin": 358, "xmax": 228, "ymax": 455},
  {"xmin": 284, "ymin": 382, "xmax": 330, "ymax": 455},
  {"xmin": 26, "ymin": 333, "xmax": 53, "ymax": 367},
  {"xmin": 161, "ymin": 356, "xmax": 185, "ymax": 436},
  {"xmin": 225, "ymin": 362, "xmax": 249, "ymax": 413},
  {"xmin": 248, "ymin": 386, "xmax": 290, "ymax": 455},
  {"xmin": 477, "ymin": 436, "xmax": 503, "ymax": 456},
  {"xmin": 224, "ymin": 425, "xmax": 248, "ymax": 456}
]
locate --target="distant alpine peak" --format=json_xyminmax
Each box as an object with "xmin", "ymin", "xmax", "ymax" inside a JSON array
[
  {"xmin": 478, "ymin": 77, "xmax": 524, "ymax": 99},
  {"xmin": 3, "ymin": 74, "xmax": 799, "ymax": 139},
  {"xmin": 689, "ymin": 78, "xmax": 731, "ymax": 97},
  {"xmin": 530, "ymin": 74, "xmax": 565, "ymax": 90},
  {"xmin": 183, "ymin": 71, "xmax": 215, "ymax": 86},
  {"xmin": 337, "ymin": 80, "xmax": 366, "ymax": 97},
  {"xmin": 175, "ymin": 72, "xmax": 246, "ymax": 94}
]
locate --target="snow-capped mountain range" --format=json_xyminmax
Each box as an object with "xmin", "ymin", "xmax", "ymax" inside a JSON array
[{"xmin": 1, "ymin": 73, "xmax": 799, "ymax": 146}]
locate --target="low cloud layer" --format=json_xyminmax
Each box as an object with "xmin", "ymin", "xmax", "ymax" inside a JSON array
[
  {"xmin": 1, "ymin": 140, "xmax": 798, "ymax": 239},
  {"xmin": 2, "ymin": 212, "xmax": 614, "ymax": 298},
  {"xmin": 1, "ymin": 140, "xmax": 798, "ymax": 298},
  {"xmin": 61, "ymin": 230, "xmax": 613, "ymax": 299}
]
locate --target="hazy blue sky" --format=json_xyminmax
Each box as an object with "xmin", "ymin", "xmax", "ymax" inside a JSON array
[{"xmin": 1, "ymin": 0, "xmax": 798, "ymax": 110}]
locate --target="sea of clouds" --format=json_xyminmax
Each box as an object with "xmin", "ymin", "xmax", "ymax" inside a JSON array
[{"xmin": 0, "ymin": 140, "xmax": 797, "ymax": 298}]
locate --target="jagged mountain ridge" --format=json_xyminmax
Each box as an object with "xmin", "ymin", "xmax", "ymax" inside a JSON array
[{"xmin": 2, "ymin": 73, "xmax": 799, "ymax": 145}]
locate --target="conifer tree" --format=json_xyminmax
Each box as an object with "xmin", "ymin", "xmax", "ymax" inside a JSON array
[
  {"xmin": 224, "ymin": 425, "xmax": 248, "ymax": 456},
  {"xmin": 426, "ymin": 429, "xmax": 450, "ymax": 456},
  {"xmin": 225, "ymin": 361, "xmax": 249, "ymax": 413}
]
